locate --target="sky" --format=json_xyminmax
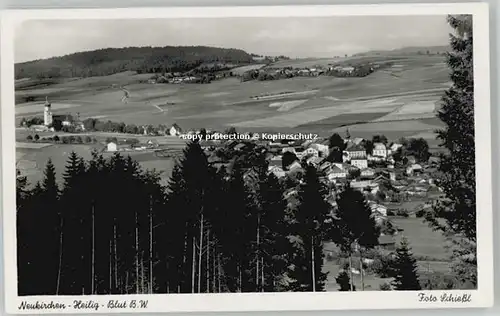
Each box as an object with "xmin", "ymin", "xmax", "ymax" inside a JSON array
[{"xmin": 14, "ymin": 16, "xmax": 452, "ymax": 63}]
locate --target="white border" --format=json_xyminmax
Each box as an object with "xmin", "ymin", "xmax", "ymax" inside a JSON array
[{"xmin": 1, "ymin": 3, "xmax": 493, "ymax": 314}]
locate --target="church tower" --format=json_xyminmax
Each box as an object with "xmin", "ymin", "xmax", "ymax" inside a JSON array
[{"xmin": 44, "ymin": 96, "xmax": 53, "ymax": 126}]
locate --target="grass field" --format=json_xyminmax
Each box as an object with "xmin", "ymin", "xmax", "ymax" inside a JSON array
[
  {"xmin": 16, "ymin": 135, "xmax": 183, "ymax": 187},
  {"xmin": 323, "ymin": 216, "xmax": 451, "ymax": 291}
]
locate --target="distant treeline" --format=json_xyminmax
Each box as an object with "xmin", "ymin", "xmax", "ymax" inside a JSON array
[{"xmin": 15, "ymin": 46, "xmax": 255, "ymax": 79}]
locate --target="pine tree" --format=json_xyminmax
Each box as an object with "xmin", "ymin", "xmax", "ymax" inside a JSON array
[
  {"xmin": 16, "ymin": 169, "xmax": 29, "ymax": 209},
  {"xmin": 254, "ymin": 172, "xmax": 290, "ymax": 292},
  {"xmin": 62, "ymin": 151, "xmax": 86, "ymax": 193},
  {"xmin": 59, "ymin": 152, "xmax": 89, "ymax": 294},
  {"xmin": 19, "ymin": 160, "xmax": 61, "ymax": 295},
  {"xmin": 336, "ymin": 271, "xmax": 355, "ymax": 291},
  {"xmin": 288, "ymin": 165, "xmax": 330, "ymax": 292},
  {"xmin": 334, "ymin": 185, "xmax": 380, "ymax": 291},
  {"xmin": 220, "ymin": 161, "xmax": 253, "ymax": 292},
  {"xmin": 391, "ymin": 238, "xmax": 421, "ymax": 291},
  {"xmin": 426, "ymin": 14, "xmax": 477, "ymax": 288}
]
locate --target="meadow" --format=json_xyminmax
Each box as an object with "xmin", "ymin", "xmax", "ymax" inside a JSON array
[
  {"xmin": 323, "ymin": 216, "xmax": 451, "ymax": 291},
  {"xmin": 16, "ymin": 134, "xmax": 186, "ymax": 188},
  {"xmin": 15, "ymin": 53, "xmax": 450, "ymax": 183}
]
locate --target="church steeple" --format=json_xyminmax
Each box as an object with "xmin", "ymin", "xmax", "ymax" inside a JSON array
[{"xmin": 44, "ymin": 96, "xmax": 53, "ymax": 126}]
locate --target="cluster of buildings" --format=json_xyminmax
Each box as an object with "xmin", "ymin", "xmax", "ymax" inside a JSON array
[
  {"xmin": 263, "ymin": 135, "xmax": 440, "ymax": 220},
  {"xmin": 283, "ymin": 138, "xmax": 433, "ymax": 185},
  {"xmin": 25, "ymin": 97, "xmax": 85, "ymax": 132},
  {"xmin": 243, "ymin": 62, "xmax": 378, "ymax": 81}
]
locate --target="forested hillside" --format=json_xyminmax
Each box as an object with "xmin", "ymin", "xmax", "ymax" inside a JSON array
[{"xmin": 15, "ymin": 46, "xmax": 254, "ymax": 79}]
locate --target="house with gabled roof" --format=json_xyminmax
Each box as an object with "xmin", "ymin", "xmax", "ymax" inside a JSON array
[
  {"xmin": 327, "ymin": 165, "xmax": 347, "ymax": 182},
  {"xmin": 268, "ymin": 165, "xmax": 286, "ymax": 178},
  {"xmin": 309, "ymin": 143, "xmax": 329, "ymax": 157},
  {"xmin": 361, "ymin": 168, "xmax": 375, "ymax": 178},
  {"xmin": 351, "ymin": 158, "xmax": 368, "ymax": 169},
  {"xmin": 345, "ymin": 144, "xmax": 366, "ymax": 159},
  {"xmin": 307, "ymin": 156, "xmax": 323, "ymax": 166},
  {"xmin": 372, "ymin": 142, "xmax": 388, "ymax": 158},
  {"xmin": 169, "ymin": 123, "xmax": 182, "ymax": 136}
]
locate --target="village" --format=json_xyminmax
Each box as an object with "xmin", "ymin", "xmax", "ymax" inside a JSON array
[
  {"xmin": 163, "ymin": 125, "xmax": 442, "ymax": 251},
  {"xmin": 17, "ymin": 83, "xmax": 445, "ymax": 256},
  {"xmin": 102, "ymin": 120, "xmax": 445, "ymax": 247}
]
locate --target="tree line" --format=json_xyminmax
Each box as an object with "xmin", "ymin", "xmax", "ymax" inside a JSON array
[
  {"xmin": 15, "ymin": 46, "xmax": 254, "ymax": 79},
  {"xmin": 20, "ymin": 115, "xmax": 172, "ymax": 137}
]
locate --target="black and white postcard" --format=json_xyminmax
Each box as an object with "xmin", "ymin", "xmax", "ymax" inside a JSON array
[{"xmin": 1, "ymin": 3, "xmax": 493, "ymax": 313}]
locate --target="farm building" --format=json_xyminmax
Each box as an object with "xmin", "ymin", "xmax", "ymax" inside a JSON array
[
  {"xmin": 107, "ymin": 142, "xmax": 118, "ymax": 152},
  {"xmin": 378, "ymin": 235, "xmax": 396, "ymax": 251}
]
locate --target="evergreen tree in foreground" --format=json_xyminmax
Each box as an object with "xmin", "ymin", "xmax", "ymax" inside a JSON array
[
  {"xmin": 391, "ymin": 238, "xmax": 421, "ymax": 291},
  {"xmin": 336, "ymin": 271, "xmax": 355, "ymax": 291},
  {"xmin": 288, "ymin": 165, "xmax": 330, "ymax": 292},
  {"xmin": 334, "ymin": 185, "xmax": 380, "ymax": 291},
  {"xmin": 426, "ymin": 14, "xmax": 477, "ymax": 288}
]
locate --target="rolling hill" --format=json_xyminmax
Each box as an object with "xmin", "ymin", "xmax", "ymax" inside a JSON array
[
  {"xmin": 353, "ymin": 45, "xmax": 450, "ymax": 57},
  {"xmin": 15, "ymin": 46, "xmax": 255, "ymax": 80}
]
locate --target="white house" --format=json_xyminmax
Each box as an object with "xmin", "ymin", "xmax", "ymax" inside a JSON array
[
  {"xmin": 282, "ymin": 147, "xmax": 296, "ymax": 154},
  {"xmin": 372, "ymin": 143, "xmax": 387, "ymax": 158},
  {"xmin": 351, "ymin": 158, "xmax": 368, "ymax": 169},
  {"xmin": 390, "ymin": 143, "xmax": 403, "ymax": 152},
  {"xmin": 169, "ymin": 124, "xmax": 182, "ymax": 136},
  {"xmin": 345, "ymin": 144, "xmax": 366, "ymax": 159},
  {"xmin": 310, "ymin": 143, "xmax": 329, "ymax": 157},
  {"xmin": 107, "ymin": 142, "xmax": 117, "ymax": 152},
  {"xmin": 406, "ymin": 163, "xmax": 423, "ymax": 176},
  {"xmin": 304, "ymin": 147, "xmax": 319, "ymax": 158},
  {"xmin": 268, "ymin": 156, "xmax": 283, "ymax": 168},
  {"xmin": 369, "ymin": 202, "xmax": 388, "ymax": 217},
  {"xmin": 307, "ymin": 156, "xmax": 323, "ymax": 166},
  {"xmin": 288, "ymin": 161, "xmax": 302, "ymax": 171},
  {"xmin": 350, "ymin": 180, "xmax": 376, "ymax": 192},
  {"xmin": 368, "ymin": 155, "xmax": 384, "ymax": 162},
  {"xmin": 327, "ymin": 166, "xmax": 347, "ymax": 181},
  {"xmin": 268, "ymin": 165, "xmax": 286, "ymax": 178},
  {"xmin": 352, "ymin": 137, "xmax": 364, "ymax": 145},
  {"xmin": 361, "ymin": 168, "xmax": 375, "ymax": 178}
]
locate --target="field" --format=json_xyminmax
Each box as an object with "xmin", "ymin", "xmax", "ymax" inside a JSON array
[
  {"xmin": 323, "ymin": 217, "xmax": 451, "ymax": 291},
  {"xmin": 16, "ymin": 134, "xmax": 186, "ymax": 187},
  {"xmin": 16, "ymin": 54, "xmax": 451, "ymax": 182}
]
